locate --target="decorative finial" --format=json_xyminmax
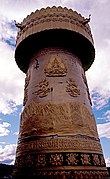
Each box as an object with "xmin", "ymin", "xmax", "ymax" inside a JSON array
[
  {"xmin": 14, "ymin": 20, "xmax": 25, "ymax": 30},
  {"xmin": 82, "ymin": 14, "xmax": 91, "ymax": 25}
]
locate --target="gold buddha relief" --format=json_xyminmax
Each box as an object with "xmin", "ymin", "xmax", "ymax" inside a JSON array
[{"xmin": 44, "ymin": 56, "xmax": 67, "ymax": 77}]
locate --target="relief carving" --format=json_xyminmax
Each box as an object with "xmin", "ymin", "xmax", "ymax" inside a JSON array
[
  {"xmin": 17, "ymin": 137, "xmax": 102, "ymax": 156},
  {"xmin": 44, "ymin": 56, "xmax": 67, "ymax": 77},
  {"xmin": 50, "ymin": 154, "xmax": 63, "ymax": 166},
  {"xmin": 33, "ymin": 78, "xmax": 50, "ymax": 98},
  {"xmin": 66, "ymin": 78, "xmax": 80, "ymax": 97},
  {"xmin": 81, "ymin": 154, "xmax": 91, "ymax": 165},
  {"xmin": 17, "ymin": 7, "xmax": 93, "ymax": 43},
  {"xmin": 66, "ymin": 153, "xmax": 78, "ymax": 165},
  {"xmin": 100, "ymin": 155, "xmax": 106, "ymax": 166},
  {"xmin": 37, "ymin": 154, "xmax": 46, "ymax": 166},
  {"xmin": 15, "ymin": 152, "xmax": 106, "ymax": 169},
  {"xmin": 20, "ymin": 101, "xmax": 98, "ymax": 138},
  {"xmin": 92, "ymin": 154, "xmax": 100, "ymax": 166},
  {"xmin": 34, "ymin": 58, "xmax": 39, "ymax": 70},
  {"xmin": 26, "ymin": 155, "xmax": 34, "ymax": 167},
  {"xmin": 23, "ymin": 70, "xmax": 30, "ymax": 106}
]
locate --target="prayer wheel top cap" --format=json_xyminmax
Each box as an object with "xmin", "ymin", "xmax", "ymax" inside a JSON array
[{"xmin": 15, "ymin": 6, "xmax": 95, "ymax": 73}]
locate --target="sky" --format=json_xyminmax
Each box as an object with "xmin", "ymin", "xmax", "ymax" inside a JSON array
[{"xmin": 0, "ymin": 0, "xmax": 110, "ymax": 167}]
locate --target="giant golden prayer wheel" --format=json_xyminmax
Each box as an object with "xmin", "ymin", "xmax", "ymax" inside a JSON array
[{"xmin": 13, "ymin": 6, "xmax": 109, "ymax": 178}]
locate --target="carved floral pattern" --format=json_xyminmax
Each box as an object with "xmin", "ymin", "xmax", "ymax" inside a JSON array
[
  {"xmin": 37, "ymin": 154, "xmax": 46, "ymax": 166},
  {"xmin": 26, "ymin": 155, "xmax": 34, "ymax": 167},
  {"xmin": 81, "ymin": 154, "xmax": 91, "ymax": 165},
  {"xmin": 50, "ymin": 154, "xmax": 63, "ymax": 166},
  {"xmin": 66, "ymin": 153, "xmax": 78, "ymax": 165},
  {"xmin": 92, "ymin": 154, "xmax": 100, "ymax": 166},
  {"xmin": 14, "ymin": 152, "xmax": 108, "ymax": 178},
  {"xmin": 100, "ymin": 155, "xmax": 106, "ymax": 166},
  {"xmin": 15, "ymin": 152, "xmax": 106, "ymax": 168}
]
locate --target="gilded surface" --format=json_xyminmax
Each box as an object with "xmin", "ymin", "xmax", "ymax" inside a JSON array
[
  {"xmin": 44, "ymin": 56, "xmax": 67, "ymax": 77},
  {"xmin": 92, "ymin": 154, "xmax": 101, "ymax": 166},
  {"xmin": 32, "ymin": 78, "xmax": 50, "ymax": 97},
  {"xmin": 66, "ymin": 78, "xmax": 80, "ymax": 97},
  {"xmin": 66, "ymin": 153, "xmax": 78, "ymax": 165},
  {"xmin": 19, "ymin": 101, "xmax": 98, "ymax": 138},
  {"xmin": 15, "ymin": 152, "xmax": 106, "ymax": 168},
  {"xmin": 81, "ymin": 154, "xmax": 91, "ymax": 165}
]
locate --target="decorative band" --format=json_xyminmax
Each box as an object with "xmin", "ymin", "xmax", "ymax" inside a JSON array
[
  {"xmin": 15, "ymin": 152, "xmax": 106, "ymax": 168},
  {"xmin": 16, "ymin": 135, "xmax": 102, "ymax": 156},
  {"xmin": 13, "ymin": 169, "xmax": 109, "ymax": 179}
]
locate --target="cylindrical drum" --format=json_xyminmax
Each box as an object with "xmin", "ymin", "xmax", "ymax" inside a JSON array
[{"xmin": 13, "ymin": 6, "xmax": 109, "ymax": 179}]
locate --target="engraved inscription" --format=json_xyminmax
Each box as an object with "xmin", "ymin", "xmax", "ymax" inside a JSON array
[
  {"xmin": 33, "ymin": 79, "xmax": 50, "ymax": 98},
  {"xmin": 66, "ymin": 78, "xmax": 80, "ymax": 97},
  {"xmin": 16, "ymin": 137, "xmax": 102, "ymax": 157}
]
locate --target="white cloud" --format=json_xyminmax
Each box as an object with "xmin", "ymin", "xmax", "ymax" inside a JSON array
[
  {"xmin": 0, "ymin": 17, "xmax": 17, "ymax": 42},
  {"xmin": 104, "ymin": 110, "xmax": 110, "ymax": 122},
  {"xmin": 91, "ymin": 92, "xmax": 109, "ymax": 110},
  {"xmin": 13, "ymin": 131, "xmax": 19, "ymax": 136},
  {"xmin": 105, "ymin": 157, "xmax": 110, "ymax": 167},
  {"xmin": 0, "ymin": 40, "xmax": 25, "ymax": 114},
  {"xmin": 0, "ymin": 122, "xmax": 10, "ymax": 136},
  {"xmin": 97, "ymin": 122, "xmax": 110, "ymax": 139},
  {"xmin": 0, "ymin": 144, "xmax": 16, "ymax": 165},
  {"xmin": 97, "ymin": 110, "xmax": 110, "ymax": 122},
  {"xmin": 0, "ymin": 0, "xmax": 64, "ymax": 22},
  {"xmin": 0, "ymin": 142, "xmax": 6, "ymax": 144},
  {"xmin": 86, "ymin": 43, "xmax": 110, "ymax": 96}
]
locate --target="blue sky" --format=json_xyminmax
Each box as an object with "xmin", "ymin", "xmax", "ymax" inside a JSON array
[{"xmin": 0, "ymin": 0, "xmax": 110, "ymax": 167}]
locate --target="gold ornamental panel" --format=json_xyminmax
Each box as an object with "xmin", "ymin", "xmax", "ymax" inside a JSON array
[{"xmin": 19, "ymin": 101, "xmax": 98, "ymax": 138}]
